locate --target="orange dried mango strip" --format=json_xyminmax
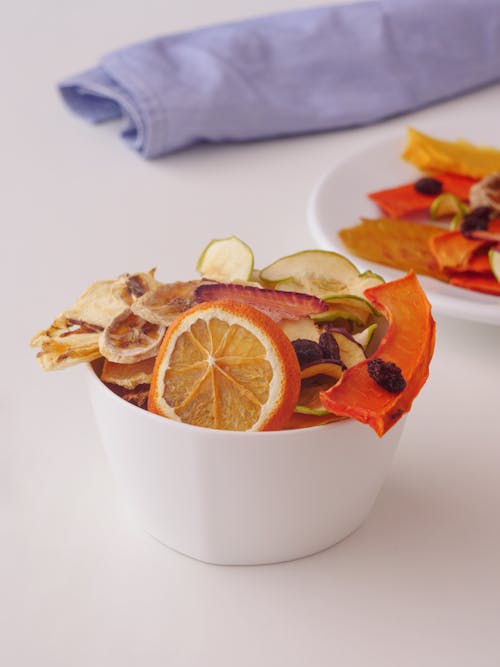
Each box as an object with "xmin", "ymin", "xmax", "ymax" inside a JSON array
[
  {"xmin": 339, "ymin": 217, "xmax": 448, "ymax": 281},
  {"xmin": 368, "ymin": 172, "xmax": 476, "ymax": 219},
  {"xmin": 402, "ymin": 127, "xmax": 500, "ymax": 179}
]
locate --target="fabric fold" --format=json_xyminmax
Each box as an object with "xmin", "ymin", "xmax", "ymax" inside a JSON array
[{"xmin": 59, "ymin": 0, "xmax": 500, "ymax": 158}]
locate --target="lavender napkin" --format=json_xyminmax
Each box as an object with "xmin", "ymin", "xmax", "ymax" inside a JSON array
[{"xmin": 59, "ymin": 0, "xmax": 500, "ymax": 158}]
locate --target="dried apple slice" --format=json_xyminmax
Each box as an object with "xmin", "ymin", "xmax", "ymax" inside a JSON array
[
  {"xmin": 196, "ymin": 236, "xmax": 254, "ymax": 282},
  {"xmin": 353, "ymin": 323, "xmax": 378, "ymax": 351},
  {"xmin": 489, "ymin": 246, "xmax": 500, "ymax": 283},
  {"xmin": 430, "ymin": 193, "xmax": 468, "ymax": 220},
  {"xmin": 320, "ymin": 272, "xmax": 435, "ymax": 437},
  {"xmin": 328, "ymin": 328, "xmax": 366, "ymax": 368},
  {"xmin": 279, "ymin": 317, "xmax": 320, "ymax": 342},
  {"xmin": 260, "ymin": 250, "xmax": 360, "ymax": 294}
]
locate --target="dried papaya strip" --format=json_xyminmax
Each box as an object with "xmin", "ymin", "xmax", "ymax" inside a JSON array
[
  {"xmin": 368, "ymin": 172, "xmax": 476, "ymax": 218},
  {"xmin": 428, "ymin": 232, "xmax": 487, "ymax": 272},
  {"xmin": 463, "ymin": 250, "xmax": 493, "ymax": 274},
  {"xmin": 402, "ymin": 127, "xmax": 500, "ymax": 179},
  {"xmin": 338, "ymin": 217, "xmax": 448, "ymax": 281},
  {"xmin": 429, "ymin": 220, "xmax": 500, "ymax": 272},
  {"xmin": 449, "ymin": 272, "xmax": 500, "ymax": 296},
  {"xmin": 283, "ymin": 412, "xmax": 345, "ymax": 430}
]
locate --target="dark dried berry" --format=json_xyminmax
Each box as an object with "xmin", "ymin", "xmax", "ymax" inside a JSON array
[
  {"xmin": 318, "ymin": 332, "xmax": 340, "ymax": 361},
  {"xmin": 460, "ymin": 206, "xmax": 491, "ymax": 236},
  {"xmin": 469, "ymin": 206, "xmax": 492, "ymax": 220},
  {"xmin": 367, "ymin": 357, "xmax": 406, "ymax": 394},
  {"xmin": 292, "ymin": 339, "xmax": 324, "ymax": 368},
  {"xmin": 414, "ymin": 177, "xmax": 443, "ymax": 196}
]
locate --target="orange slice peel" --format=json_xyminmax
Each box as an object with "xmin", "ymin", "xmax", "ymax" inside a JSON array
[{"xmin": 148, "ymin": 300, "xmax": 301, "ymax": 431}]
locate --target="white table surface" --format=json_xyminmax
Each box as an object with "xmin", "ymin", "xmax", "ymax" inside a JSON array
[{"xmin": 3, "ymin": 1, "xmax": 500, "ymax": 665}]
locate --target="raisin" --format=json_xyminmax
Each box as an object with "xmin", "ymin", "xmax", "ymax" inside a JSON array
[
  {"xmin": 414, "ymin": 177, "xmax": 443, "ymax": 196},
  {"xmin": 318, "ymin": 332, "xmax": 340, "ymax": 360},
  {"xmin": 460, "ymin": 206, "xmax": 491, "ymax": 237},
  {"xmin": 367, "ymin": 357, "xmax": 406, "ymax": 393},
  {"xmin": 292, "ymin": 339, "xmax": 323, "ymax": 368}
]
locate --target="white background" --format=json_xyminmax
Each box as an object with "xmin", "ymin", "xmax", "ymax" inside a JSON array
[{"xmin": 2, "ymin": 1, "xmax": 500, "ymax": 665}]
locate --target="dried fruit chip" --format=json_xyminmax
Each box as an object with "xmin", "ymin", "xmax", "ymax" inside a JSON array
[
  {"xmin": 402, "ymin": 127, "xmax": 500, "ymax": 179},
  {"xmin": 194, "ymin": 282, "xmax": 328, "ymax": 321},
  {"xmin": 99, "ymin": 309, "xmax": 166, "ymax": 363},
  {"xmin": 131, "ymin": 280, "xmax": 201, "ymax": 326},
  {"xmin": 31, "ymin": 271, "xmax": 158, "ymax": 370},
  {"xmin": 339, "ymin": 217, "xmax": 448, "ymax": 281},
  {"xmin": 101, "ymin": 357, "xmax": 155, "ymax": 390},
  {"xmin": 148, "ymin": 300, "xmax": 301, "ymax": 431}
]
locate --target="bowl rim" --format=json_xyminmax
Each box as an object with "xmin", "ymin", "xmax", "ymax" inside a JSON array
[{"xmin": 85, "ymin": 361, "xmax": 359, "ymax": 439}]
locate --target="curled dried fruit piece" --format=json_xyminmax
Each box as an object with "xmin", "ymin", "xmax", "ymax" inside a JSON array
[
  {"xmin": 292, "ymin": 339, "xmax": 324, "ymax": 368},
  {"xmin": 367, "ymin": 358, "xmax": 406, "ymax": 394},
  {"xmin": 99, "ymin": 309, "xmax": 166, "ymax": 363},
  {"xmin": 101, "ymin": 357, "xmax": 155, "ymax": 390},
  {"xmin": 320, "ymin": 272, "xmax": 435, "ymax": 437},
  {"xmin": 318, "ymin": 331, "xmax": 340, "ymax": 361},
  {"xmin": 194, "ymin": 282, "xmax": 327, "ymax": 321},
  {"xmin": 131, "ymin": 280, "xmax": 200, "ymax": 326},
  {"xmin": 30, "ymin": 271, "xmax": 158, "ymax": 371},
  {"xmin": 469, "ymin": 173, "xmax": 500, "ymax": 215}
]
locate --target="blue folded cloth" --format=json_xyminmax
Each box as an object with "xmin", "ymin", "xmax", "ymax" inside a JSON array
[{"xmin": 59, "ymin": 0, "xmax": 500, "ymax": 158}]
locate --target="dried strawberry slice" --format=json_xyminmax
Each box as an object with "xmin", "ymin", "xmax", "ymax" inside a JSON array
[{"xmin": 194, "ymin": 283, "xmax": 328, "ymax": 321}]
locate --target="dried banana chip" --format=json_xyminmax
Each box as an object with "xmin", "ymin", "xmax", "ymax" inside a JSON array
[
  {"xmin": 131, "ymin": 280, "xmax": 200, "ymax": 325},
  {"xmin": 31, "ymin": 270, "xmax": 159, "ymax": 371},
  {"xmin": 101, "ymin": 357, "xmax": 155, "ymax": 390},
  {"xmin": 99, "ymin": 309, "xmax": 166, "ymax": 364}
]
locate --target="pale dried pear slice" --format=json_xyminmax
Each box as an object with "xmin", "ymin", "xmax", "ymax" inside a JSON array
[
  {"xmin": 131, "ymin": 280, "xmax": 200, "ymax": 326},
  {"xmin": 111, "ymin": 269, "xmax": 159, "ymax": 305},
  {"xmin": 31, "ymin": 270, "xmax": 159, "ymax": 371},
  {"xmin": 101, "ymin": 357, "xmax": 155, "ymax": 390},
  {"xmin": 99, "ymin": 309, "xmax": 166, "ymax": 363},
  {"xmin": 33, "ymin": 321, "xmax": 103, "ymax": 371}
]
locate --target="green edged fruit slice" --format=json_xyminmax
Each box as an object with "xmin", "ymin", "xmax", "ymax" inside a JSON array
[
  {"xmin": 430, "ymin": 193, "xmax": 468, "ymax": 220},
  {"xmin": 489, "ymin": 246, "xmax": 500, "ymax": 283},
  {"xmin": 279, "ymin": 316, "xmax": 320, "ymax": 342},
  {"xmin": 353, "ymin": 323, "xmax": 378, "ymax": 350},
  {"xmin": 260, "ymin": 250, "xmax": 360, "ymax": 293},
  {"xmin": 329, "ymin": 328, "xmax": 366, "ymax": 368},
  {"xmin": 196, "ymin": 236, "xmax": 254, "ymax": 282}
]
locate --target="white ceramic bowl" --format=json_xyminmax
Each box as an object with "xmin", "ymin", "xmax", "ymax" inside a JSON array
[{"xmin": 86, "ymin": 362, "xmax": 405, "ymax": 565}]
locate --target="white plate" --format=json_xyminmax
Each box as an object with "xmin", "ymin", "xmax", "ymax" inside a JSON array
[{"xmin": 307, "ymin": 131, "xmax": 500, "ymax": 326}]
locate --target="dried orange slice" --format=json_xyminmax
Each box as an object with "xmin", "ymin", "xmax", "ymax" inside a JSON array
[{"xmin": 148, "ymin": 300, "xmax": 301, "ymax": 431}]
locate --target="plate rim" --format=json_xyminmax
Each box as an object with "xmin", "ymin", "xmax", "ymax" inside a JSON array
[{"xmin": 307, "ymin": 130, "xmax": 500, "ymax": 326}]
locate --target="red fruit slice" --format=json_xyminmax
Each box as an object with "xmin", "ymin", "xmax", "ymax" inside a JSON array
[
  {"xmin": 320, "ymin": 272, "xmax": 435, "ymax": 437},
  {"xmin": 449, "ymin": 272, "xmax": 500, "ymax": 295},
  {"xmin": 194, "ymin": 283, "xmax": 328, "ymax": 321},
  {"xmin": 368, "ymin": 172, "xmax": 477, "ymax": 219}
]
